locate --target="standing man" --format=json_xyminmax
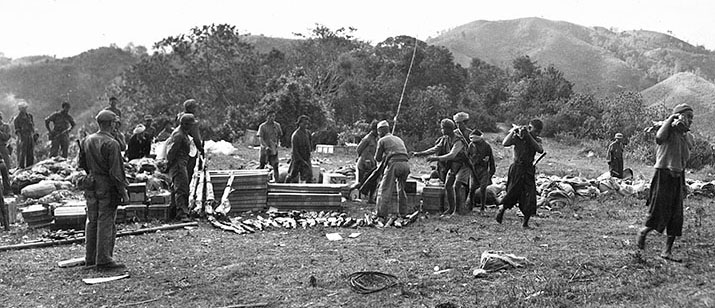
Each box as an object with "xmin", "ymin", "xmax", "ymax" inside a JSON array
[
  {"xmin": 257, "ymin": 110, "xmax": 283, "ymax": 182},
  {"xmin": 78, "ymin": 110, "xmax": 129, "ymax": 270},
  {"xmin": 637, "ymin": 104, "xmax": 694, "ymax": 262},
  {"xmin": 0, "ymin": 112, "xmax": 12, "ymax": 193},
  {"xmin": 356, "ymin": 120, "xmax": 379, "ymax": 203},
  {"xmin": 374, "ymin": 120, "xmax": 411, "ymax": 218},
  {"xmin": 467, "ymin": 130, "xmax": 496, "ymax": 211},
  {"xmin": 45, "ymin": 102, "xmax": 76, "ymax": 158},
  {"xmin": 423, "ymin": 119, "xmax": 470, "ymax": 216},
  {"xmin": 167, "ymin": 114, "xmax": 196, "ymax": 222},
  {"xmin": 105, "ymin": 97, "xmax": 126, "ymax": 151},
  {"xmin": 607, "ymin": 133, "xmax": 624, "ymax": 178},
  {"xmin": 496, "ymin": 119, "xmax": 544, "ymax": 228},
  {"xmin": 13, "ymin": 100, "xmax": 36, "ymax": 168},
  {"xmin": 176, "ymin": 99, "xmax": 204, "ymax": 182},
  {"xmin": 285, "ymin": 115, "xmax": 313, "ymax": 183}
]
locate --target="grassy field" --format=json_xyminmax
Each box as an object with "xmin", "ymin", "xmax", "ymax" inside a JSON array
[{"xmin": 0, "ymin": 133, "xmax": 713, "ymax": 308}]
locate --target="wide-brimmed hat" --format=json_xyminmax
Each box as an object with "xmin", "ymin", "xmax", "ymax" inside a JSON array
[{"xmin": 614, "ymin": 133, "xmax": 623, "ymax": 139}]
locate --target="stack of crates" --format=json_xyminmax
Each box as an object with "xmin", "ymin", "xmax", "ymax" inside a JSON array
[
  {"xmin": 148, "ymin": 189, "xmax": 172, "ymax": 221},
  {"xmin": 52, "ymin": 200, "xmax": 86, "ymax": 230},
  {"xmin": 122, "ymin": 183, "xmax": 149, "ymax": 222}
]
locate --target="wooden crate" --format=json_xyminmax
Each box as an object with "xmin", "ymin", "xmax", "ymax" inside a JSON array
[
  {"xmin": 148, "ymin": 204, "xmax": 172, "ymax": 221},
  {"xmin": 267, "ymin": 193, "xmax": 342, "ymax": 211},
  {"xmin": 421, "ymin": 185, "xmax": 445, "ymax": 213},
  {"xmin": 21, "ymin": 204, "xmax": 54, "ymax": 227},
  {"xmin": 123, "ymin": 204, "xmax": 147, "ymax": 222},
  {"xmin": 128, "ymin": 183, "xmax": 147, "ymax": 203},
  {"xmin": 149, "ymin": 191, "xmax": 171, "ymax": 204}
]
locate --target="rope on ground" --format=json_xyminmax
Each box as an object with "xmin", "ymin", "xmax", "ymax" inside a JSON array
[{"xmin": 347, "ymin": 271, "xmax": 398, "ymax": 294}]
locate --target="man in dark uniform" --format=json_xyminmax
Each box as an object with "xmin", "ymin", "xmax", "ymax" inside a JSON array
[
  {"xmin": 78, "ymin": 110, "xmax": 129, "ymax": 270},
  {"xmin": 356, "ymin": 120, "xmax": 379, "ymax": 203},
  {"xmin": 176, "ymin": 99, "xmax": 204, "ymax": 182},
  {"xmin": 286, "ymin": 115, "xmax": 313, "ymax": 183},
  {"xmin": 637, "ymin": 104, "xmax": 694, "ymax": 262},
  {"xmin": 167, "ymin": 114, "xmax": 196, "ymax": 222},
  {"xmin": 105, "ymin": 97, "xmax": 126, "ymax": 151},
  {"xmin": 257, "ymin": 110, "xmax": 282, "ymax": 182},
  {"xmin": 13, "ymin": 100, "xmax": 36, "ymax": 168},
  {"xmin": 496, "ymin": 119, "xmax": 544, "ymax": 228},
  {"xmin": 45, "ymin": 102, "xmax": 76, "ymax": 158},
  {"xmin": 607, "ymin": 133, "xmax": 624, "ymax": 178}
]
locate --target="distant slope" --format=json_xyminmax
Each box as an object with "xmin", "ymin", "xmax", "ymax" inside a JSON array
[
  {"xmin": 244, "ymin": 35, "xmax": 299, "ymax": 54},
  {"xmin": 641, "ymin": 72, "xmax": 715, "ymax": 137},
  {"xmin": 0, "ymin": 47, "xmax": 139, "ymax": 130},
  {"xmin": 428, "ymin": 17, "xmax": 715, "ymax": 94}
]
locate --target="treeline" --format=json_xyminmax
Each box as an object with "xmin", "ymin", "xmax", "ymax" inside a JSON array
[{"xmin": 113, "ymin": 24, "xmax": 713, "ymax": 168}]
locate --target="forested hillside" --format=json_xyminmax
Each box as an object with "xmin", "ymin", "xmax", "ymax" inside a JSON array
[
  {"xmin": 0, "ymin": 46, "xmax": 141, "ymax": 132},
  {"xmin": 428, "ymin": 17, "xmax": 715, "ymax": 94}
]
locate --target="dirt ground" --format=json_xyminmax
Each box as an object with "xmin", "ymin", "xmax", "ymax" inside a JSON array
[{"xmin": 1, "ymin": 133, "xmax": 714, "ymax": 307}]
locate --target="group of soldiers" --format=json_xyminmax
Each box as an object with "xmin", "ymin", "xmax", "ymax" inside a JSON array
[{"xmin": 356, "ymin": 112, "xmax": 543, "ymax": 228}]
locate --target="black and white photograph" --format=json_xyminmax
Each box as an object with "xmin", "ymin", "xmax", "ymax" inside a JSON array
[{"xmin": 0, "ymin": 0, "xmax": 713, "ymax": 307}]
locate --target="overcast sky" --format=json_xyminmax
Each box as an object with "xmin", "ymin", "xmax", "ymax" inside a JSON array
[{"xmin": 1, "ymin": 0, "xmax": 714, "ymax": 59}]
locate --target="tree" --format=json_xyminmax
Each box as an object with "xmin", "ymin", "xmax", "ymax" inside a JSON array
[
  {"xmin": 116, "ymin": 24, "xmax": 264, "ymax": 138},
  {"xmin": 256, "ymin": 69, "xmax": 326, "ymax": 147}
]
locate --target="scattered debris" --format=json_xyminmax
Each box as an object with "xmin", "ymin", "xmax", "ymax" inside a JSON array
[
  {"xmin": 82, "ymin": 273, "xmax": 130, "ymax": 285},
  {"xmin": 325, "ymin": 233, "xmax": 343, "ymax": 241},
  {"xmin": 347, "ymin": 271, "xmax": 398, "ymax": 294}
]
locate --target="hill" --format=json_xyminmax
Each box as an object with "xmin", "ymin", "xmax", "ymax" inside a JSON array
[
  {"xmin": 0, "ymin": 47, "xmax": 140, "ymax": 133},
  {"xmin": 641, "ymin": 72, "xmax": 715, "ymax": 138},
  {"xmin": 428, "ymin": 17, "xmax": 715, "ymax": 94}
]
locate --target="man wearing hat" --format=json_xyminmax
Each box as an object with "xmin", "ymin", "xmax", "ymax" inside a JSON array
[
  {"xmin": 78, "ymin": 109, "xmax": 129, "ymax": 270},
  {"xmin": 167, "ymin": 114, "xmax": 196, "ymax": 222},
  {"xmin": 176, "ymin": 99, "xmax": 204, "ymax": 182},
  {"xmin": 45, "ymin": 102, "xmax": 76, "ymax": 158},
  {"xmin": 374, "ymin": 120, "xmax": 411, "ymax": 219},
  {"xmin": 607, "ymin": 133, "xmax": 625, "ymax": 178},
  {"xmin": 286, "ymin": 115, "xmax": 313, "ymax": 183},
  {"xmin": 13, "ymin": 100, "xmax": 36, "ymax": 168},
  {"xmin": 125, "ymin": 124, "xmax": 151, "ymax": 160},
  {"xmin": 414, "ymin": 118, "xmax": 470, "ymax": 216},
  {"xmin": 637, "ymin": 103, "xmax": 694, "ymax": 262},
  {"xmin": 453, "ymin": 111, "xmax": 479, "ymax": 210}
]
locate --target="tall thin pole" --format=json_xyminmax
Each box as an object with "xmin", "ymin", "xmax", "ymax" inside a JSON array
[{"xmin": 392, "ymin": 36, "xmax": 418, "ymax": 134}]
